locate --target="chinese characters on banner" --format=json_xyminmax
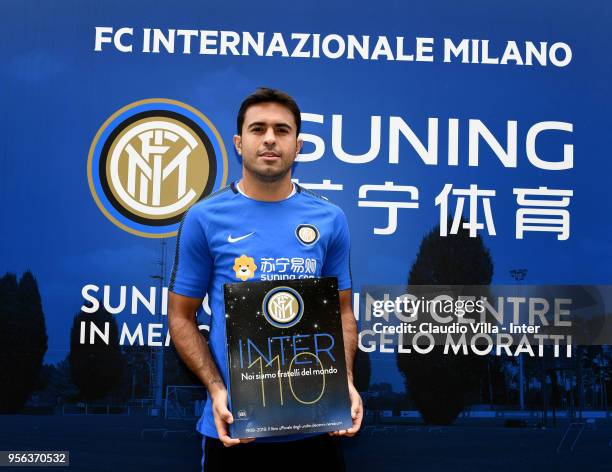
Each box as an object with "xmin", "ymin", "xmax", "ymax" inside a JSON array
[{"xmin": 293, "ymin": 179, "xmax": 573, "ymax": 240}]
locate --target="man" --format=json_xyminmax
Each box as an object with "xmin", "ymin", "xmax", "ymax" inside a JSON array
[{"xmin": 168, "ymin": 87, "xmax": 362, "ymax": 471}]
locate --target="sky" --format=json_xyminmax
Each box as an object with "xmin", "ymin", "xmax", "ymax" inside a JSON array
[{"xmin": 1, "ymin": 0, "xmax": 611, "ymax": 392}]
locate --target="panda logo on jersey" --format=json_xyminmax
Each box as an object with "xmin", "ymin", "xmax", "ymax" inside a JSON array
[{"xmin": 295, "ymin": 224, "xmax": 319, "ymax": 246}]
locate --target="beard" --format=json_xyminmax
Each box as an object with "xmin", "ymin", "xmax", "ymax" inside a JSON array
[{"xmin": 243, "ymin": 154, "xmax": 293, "ymax": 183}]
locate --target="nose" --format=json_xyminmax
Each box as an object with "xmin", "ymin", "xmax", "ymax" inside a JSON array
[{"xmin": 263, "ymin": 127, "xmax": 276, "ymax": 146}]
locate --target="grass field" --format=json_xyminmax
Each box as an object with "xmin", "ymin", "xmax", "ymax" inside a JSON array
[{"xmin": 0, "ymin": 415, "xmax": 610, "ymax": 471}]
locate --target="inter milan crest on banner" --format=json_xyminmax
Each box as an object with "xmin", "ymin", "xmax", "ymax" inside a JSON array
[{"xmin": 87, "ymin": 98, "xmax": 228, "ymax": 237}]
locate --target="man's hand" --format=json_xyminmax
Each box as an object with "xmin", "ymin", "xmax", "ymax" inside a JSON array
[
  {"xmin": 168, "ymin": 292, "xmax": 255, "ymax": 446},
  {"xmin": 211, "ymin": 389, "xmax": 255, "ymax": 447},
  {"xmin": 329, "ymin": 382, "xmax": 363, "ymax": 438}
]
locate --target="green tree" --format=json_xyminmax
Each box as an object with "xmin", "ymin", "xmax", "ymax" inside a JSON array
[
  {"xmin": 123, "ymin": 345, "xmax": 153, "ymax": 399},
  {"xmin": 353, "ymin": 349, "xmax": 371, "ymax": 393},
  {"xmin": 69, "ymin": 304, "xmax": 125, "ymax": 401},
  {"xmin": 0, "ymin": 271, "xmax": 48, "ymax": 412},
  {"xmin": 396, "ymin": 218, "xmax": 493, "ymax": 424},
  {"xmin": 36, "ymin": 357, "xmax": 79, "ymax": 405}
]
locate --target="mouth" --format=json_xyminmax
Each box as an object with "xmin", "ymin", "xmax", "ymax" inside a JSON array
[{"xmin": 258, "ymin": 151, "xmax": 281, "ymax": 164}]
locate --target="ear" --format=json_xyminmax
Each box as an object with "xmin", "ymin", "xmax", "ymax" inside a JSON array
[
  {"xmin": 296, "ymin": 137, "xmax": 304, "ymax": 156},
  {"xmin": 233, "ymin": 135, "xmax": 242, "ymax": 155}
]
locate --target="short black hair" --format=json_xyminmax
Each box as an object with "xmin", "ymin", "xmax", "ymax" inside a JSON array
[{"xmin": 236, "ymin": 87, "xmax": 301, "ymax": 136}]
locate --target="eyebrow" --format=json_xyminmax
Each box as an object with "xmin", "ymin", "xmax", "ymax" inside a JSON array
[{"xmin": 247, "ymin": 121, "xmax": 293, "ymax": 130}]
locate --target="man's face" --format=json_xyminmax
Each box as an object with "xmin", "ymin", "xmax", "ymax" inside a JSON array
[{"xmin": 234, "ymin": 102, "xmax": 303, "ymax": 182}]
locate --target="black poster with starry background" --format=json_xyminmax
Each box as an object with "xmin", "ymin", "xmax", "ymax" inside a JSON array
[{"xmin": 224, "ymin": 277, "xmax": 352, "ymax": 438}]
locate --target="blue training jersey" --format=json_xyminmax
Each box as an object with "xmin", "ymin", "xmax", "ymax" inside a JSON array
[{"xmin": 168, "ymin": 180, "xmax": 352, "ymax": 440}]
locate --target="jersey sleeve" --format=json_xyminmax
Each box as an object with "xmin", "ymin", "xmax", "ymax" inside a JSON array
[
  {"xmin": 168, "ymin": 208, "xmax": 213, "ymax": 299},
  {"xmin": 322, "ymin": 208, "xmax": 352, "ymax": 291}
]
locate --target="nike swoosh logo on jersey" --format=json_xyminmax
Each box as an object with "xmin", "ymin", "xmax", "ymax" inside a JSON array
[{"xmin": 228, "ymin": 232, "xmax": 255, "ymax": 243}]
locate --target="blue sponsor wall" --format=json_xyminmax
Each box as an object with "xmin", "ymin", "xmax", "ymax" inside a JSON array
[{"xmin": 1, "ymin": 1, "xmax": 611, "ymax": 470}]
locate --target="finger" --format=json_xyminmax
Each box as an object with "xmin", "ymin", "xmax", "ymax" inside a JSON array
[
  {"xmin": 347, "ymin": 411, "xmax": 363, "ymax": 435},
  {"xmin": 219, "ymin": 434, "xmax": 241, "ymax": 447},
  {"xmin": 239, "ymin": 437, "xmax": 256, "ymax": 443},
  {"xmin": 351, "ymin": 396, "xmax": 362, "ymax": 419},
  {"xmin": 213, "ymin": 411, "xmax": 239, "ymax": 447},
  {"xmin": 215, "ymin": 423, "xmax": 239, "ymax": 446},
  {"xmin": 219, "ymin": 407, "xmax": 234, "ymax": 424},
  {"xmin": 215, "ymin": 419, "xmax": 240, "ymax": 447},
  {"xmin": 345, "ymin": 426, "xmax": 359, "ymax": 436}
]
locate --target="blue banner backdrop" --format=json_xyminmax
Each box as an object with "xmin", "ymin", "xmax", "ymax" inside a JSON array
[{"xmin": 1, "ymin": 1, "xmax": 611, "ymax": 471}]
